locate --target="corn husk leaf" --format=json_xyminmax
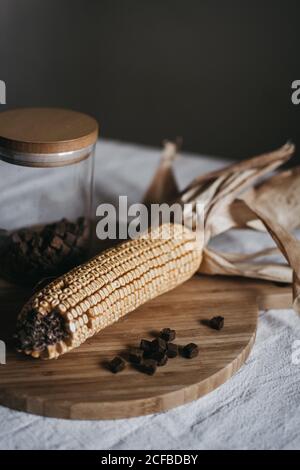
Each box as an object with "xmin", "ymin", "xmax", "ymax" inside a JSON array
[
  {"xmin": 143, "ymin": 140, "xmax": 180, "ymax": 205},
  {"xmin": 176, "ymin": 142, "xmax": 300, "ymax": 312}
]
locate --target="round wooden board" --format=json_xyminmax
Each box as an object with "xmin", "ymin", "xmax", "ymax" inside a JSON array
[{"xmin": 0, "ymin": 276, "xmax": 259, "ymax": 420}]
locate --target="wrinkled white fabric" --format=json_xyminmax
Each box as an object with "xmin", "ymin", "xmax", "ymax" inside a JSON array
[{"xmin": 0, "ymin": 140, "xmax": 299, "ymax": 450}]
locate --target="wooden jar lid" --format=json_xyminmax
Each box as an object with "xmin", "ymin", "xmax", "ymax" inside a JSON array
[{"xmin": 0, "ymin": 108, "xmax": 99, "ymax": 167}]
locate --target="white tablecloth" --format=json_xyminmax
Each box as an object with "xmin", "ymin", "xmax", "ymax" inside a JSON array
[{"xmin": 1, "ymin": 140, "xmax": 300, "ymax": 450}]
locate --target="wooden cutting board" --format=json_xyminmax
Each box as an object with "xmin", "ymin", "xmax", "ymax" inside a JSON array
[{"xmin": 0, "ymin": 275, "xmax": 292, "ymax": 419}]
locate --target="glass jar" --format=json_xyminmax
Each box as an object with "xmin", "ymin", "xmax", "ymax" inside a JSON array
[{"xmin": 0, "ymin": 108, "xmax": 98, "ymax": 286}]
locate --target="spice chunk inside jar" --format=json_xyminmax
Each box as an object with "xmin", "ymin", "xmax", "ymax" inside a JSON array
[{"xmin": 0, "ymin": 217, "xmax": 90, "ymax": 286}]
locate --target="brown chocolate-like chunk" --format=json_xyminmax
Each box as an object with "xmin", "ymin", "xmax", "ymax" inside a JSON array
[
  {"xmin": 159, "ymin": 328, "xmax": 176, "ymax": 342},
  {"xmin": 76, "ymin": 236, "xmax": 87, "ymax": 248},
  {"xmin": 109, "ymin": 356, "xmax": 126, "ymax": 374},
  {"xmin": 140, "ymin": 359, "xmax": 157, "ymax": 375},
  {"xmin": 209, "ymin": 316, "xmax": 224, "ymax": 331},
  {"xmin": 144, "ymin": 350, "xmax": 165, "ymax": 362},
  {"xmin": 140, "ymin": 339, "xmax": 152, "ymax": 352},
  {"xmin": 0, "ymin": 217, "xmax": 89, "ymax": 286},
  {"xmin": 156, "ymin": 354, "xmax": 168, "ymax": 367},
  {"xmin": 151, "ymin": 337, "xmax": 167, "ymax": 353},
  {"xmin": 50, "ymin": 235, "xmax": 63, "ymax": 250},
  {"xmin": 129, "ymin": 347, "xmax": 144, "ymax": 364},
  {"xmin": 64, "ymin": 232, "xmax": 77, "ymax": 246},
  {"xmin": 55, "ymin": 219, "xmax": 67, "ymax": 237},
  {"xmin": 60, "ymin": 244, "xmax": 71, "ymax": 256},
  {"xmin": 182, "ymin": 343, "xmax": 199, "ymax": 359},
  {"xmin": 166, "ymin": 343, "xmax": 178, "ymax": 358}
]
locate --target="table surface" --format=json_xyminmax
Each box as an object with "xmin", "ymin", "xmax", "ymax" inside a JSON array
[{"xmin": 0, "ymin": 139, "xmax": 300, "ymax": 450}]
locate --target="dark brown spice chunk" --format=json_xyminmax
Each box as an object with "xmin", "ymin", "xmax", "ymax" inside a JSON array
[
  {"xmin": 64, "ymin": 232, "xmax": 77, "ymax": 247},
  {"xmin": 209, "ymin": 316, "xmax": 224, "ymax": 331},
  {"xmin": 144, "ymin": 349, "xmax": 165, "ymax": 362},
  {"xmin": 150, "ymin": 337, "xmax": 167, "ymax": 353},
  {"xmin": 166, "ymin": 343, "xmax": 178, "ymax": 358},
  {"xmin": 140, "ymin": 339, "xmax": 152, "ymax": 353},
  {"xmin": 129, "ymin": 347, "xmax": 144, "ymax": 364},
  {"xmin": 182, "ymin": 343, "xmax": 199, "ymax": 359},
  {"xmin": 106, "ymin": 329, "xmax": 199, "ymax": 375},
  {"xmin": 50, "ymin": 235, "xmax": 64, "ymax": 250},
  {"xmin": 109, "ymin": 356, "xmax": 126, "ymax": 374},
  {"xmin": 140, "ymin": 359, "xmax": 157, "ymax": 375},
  {"xmin": 156, "ymin": 354, "xmax": 168, "ymax": 367},
  {"xmin": 0, "ymin": 217, "xmax": 90, "ymax": 286},
  {"xmin": 159, "ymin": 328, "xmax": 176, "ymax": 342}
]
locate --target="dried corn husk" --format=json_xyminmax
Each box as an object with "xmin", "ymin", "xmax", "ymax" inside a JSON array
[
  {"xmin": 143, "ymin": 140, "xmax": 180, "ymax": 205},
  {"xmin": 199, "ymin": 167, "xmax": 300, "ymax": 284},
  {"xmin": 245, "ymin": 201, "xmax": 300, "ymax": 313},
  {"xmin": 180, "ymin": 143, "xmax": 294, "ymax": 240},
  {"xmin": 174, "ymin": 142, "xmax": 300, "ymax": 313},
  {"xmin": 143, "ymin": 140, "xmax": 300, "ymax": 312}
]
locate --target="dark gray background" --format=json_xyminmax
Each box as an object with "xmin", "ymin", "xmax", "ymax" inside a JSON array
[{"xmin": 0, "ymin": 0, "xmax": 299, "ymax": 160}]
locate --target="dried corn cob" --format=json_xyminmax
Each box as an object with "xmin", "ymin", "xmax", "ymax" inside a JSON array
[{"xmin": 15, "ymin": 224, "xmax": 202, "ymax": 359}]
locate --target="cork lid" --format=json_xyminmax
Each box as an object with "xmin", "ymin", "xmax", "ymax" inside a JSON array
[{"xmin": 0, "ymin": 108, "xmax": 99, "ymax": 167}]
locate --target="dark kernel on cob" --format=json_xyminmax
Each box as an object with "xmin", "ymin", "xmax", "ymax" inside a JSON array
[
  {"xmin": 159, "ymin": 328, "xmax": 176, "ymax": 342},
  {"xmin": 166, "ymin": 343, "xmax": 178, "ymax": 358},
  {"xmin": 209, "ymin": 316, "xmax": 224, "ymax": 331},
  {"xmin": 140, "ymin": 359, "xmax": 157, "ymax": 375},
  {"xmin": 151, "ymin": 337, "xmax": 167, "ymax": 353},
  {"xmin": 109, "ymin": 356, "xmax": 125, "ymax": 374},
  {"xmin": 15, "ymin": 309, "xmax": 68, "ymax": 352},
  {"xmin": 129, "ymin": 347, "xmax": 144, "ymax": 364},
  {"xmin": 140, "ymin": 339, "xmax": 152, "ymax": 353},
  {"xmin": 182, "ymin": 343, "xmax": 199, "ymax": 359}
]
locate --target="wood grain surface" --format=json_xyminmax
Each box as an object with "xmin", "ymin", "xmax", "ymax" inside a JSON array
[{"xmin": 0, "ymin": 275, "xmax": 292, "ymax": 419}]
